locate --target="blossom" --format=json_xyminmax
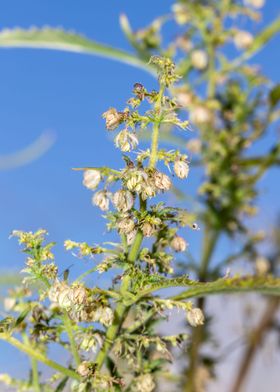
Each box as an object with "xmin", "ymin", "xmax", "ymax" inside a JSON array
[
  {"xmin": 82, "ymin": 169, "xmax": 101, "ymax": 190},
  {"xmin": 187, "ymin": 308, "xmax": 205, "ymax": 327},
  {"xmin": 133, "ymin": 374, "xmax": 155, "ymax": 392},
  {"xmin": 117, "ymin": 217, "xmax": 135, "ymax": 235}
]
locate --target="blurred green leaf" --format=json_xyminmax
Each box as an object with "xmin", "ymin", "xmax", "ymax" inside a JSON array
[
  {"xmin": 269, "ymin": 84, "xmax": 280, "ymax": 107},
  {"xmin": 0, "ymin": 272, "xmax": 21, "ymax": 286},
  {"xmin": 0, "ymin": 27, "xmax": 153, "ymax": 74}
]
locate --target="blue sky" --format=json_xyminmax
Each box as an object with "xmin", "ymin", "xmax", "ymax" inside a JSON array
[{"xmin": 0, "ymin": 0, "xmax": 279, "ymax": 380}]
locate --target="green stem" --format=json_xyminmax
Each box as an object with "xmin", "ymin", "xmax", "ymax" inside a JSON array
[
  {"xmin": 0, "ymin": 334, "xmax": 80, "ymax": 381},
  {"xmin": 184, "ymin": 228, "xmax": 219, "ymax": 392},
  {"xmin": 31, "ymin": 357, "xmax": 40, "ymax": 392},
  {"xmin": 62, "ymin": 310, "xmax": 81, "ymax": 366},
  {"xmin": 149, "ymin": 83, "xmax": 164, "ymax": 169}
]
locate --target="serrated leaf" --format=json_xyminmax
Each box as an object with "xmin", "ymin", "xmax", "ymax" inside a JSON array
[{"xmin": 0, "ymin": 27, "xmax": 153, "ymax": 74}]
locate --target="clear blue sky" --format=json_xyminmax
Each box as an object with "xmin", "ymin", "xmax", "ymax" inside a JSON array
[{"xmin": 0, "ymin": 0, "xmax": 279, "ymax": 379}]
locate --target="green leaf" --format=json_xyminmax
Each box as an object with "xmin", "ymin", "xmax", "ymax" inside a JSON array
[
  {"xmin": 14, "ymin": 307, "xmax": 30, "ymax": 328},
  {"xmin": 269, "ymin": 84, "xmax": 280, "ymax": 107},
  {"xmin": 55, "ymin": 376, "xmax": 69, "ymax": 392},
  {"xmin": 0, "ymin": 27, "xmax": 153, "ymax": 74}
]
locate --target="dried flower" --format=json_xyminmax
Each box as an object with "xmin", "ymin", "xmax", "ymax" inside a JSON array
[
  {"xmin": 82, "ymin": 169, "xmax": 101, "ymax": 190},
  {"xmin": 113, "ymin": 190, "xmax": 134, "ymax": 212},
  {"xmin": 126, "ymin": 170, "xmax": 146, "ymax": 193},
  {"xmin": 115, "ymin": 129, "xmax": 139, "ymax": 152},
  {"xmin": 191, "ymin": 50, "xmax": 208, "ymax": 70},
  {"xmin": 187, "ymin": 308, "xmax": 205, "ymax": 327},
  {"xmin": 93, "ymin": 306, "xmax": 114, "ymax": 327},
  {"xmin": 133, "ymin": 374, "xmax": 155, "ymax": 392},
  {"xmin": 153, "ymin": 171, "xmax": 172, "ymax": 191},
  {"xmin": 102, "ymin": 108, "xmax": 124, "ymax": 130},
  {"xmin": 234, "ymin": 30, "xmax": 254, "ymax": 50},
  {"xmin": 174, "ymin": 159, "xmax": 189, "ymax": 179},
  {"xmin": 127, "ymin": 229, "xmax": 137, "ymax": 245},
  {"xmin": 92, "ymin": 191, "xmax": 110, "ymax": 211},
  {"xmin": 171, "ymin": 236, "xmax": 187, "ymax": 252},
  {"xmin": 142, "ymin": 222, "xmax": 155, "ymax": 237},
  {"xmin": 117, "ymin": 217, "xmax": 135, "ymax": 235}
]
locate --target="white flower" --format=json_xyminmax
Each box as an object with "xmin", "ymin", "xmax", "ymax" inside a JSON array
[
  {"xmin": 115, "ymin": 130, "xmax": 139, "ymax": 152},
  {"xmin": 133, "ymin": 374, "xmax": 155, "ymax": 392},
  {"xmin": 174, "ymin": 160, "xmax": 189, "ymax": 179},
  {"xmin": 142, "ymin": 222, "xmax": 155, "ymax": 237},
  {"xmin": 92, "ymin": 191, "xmax": 110, "ymax": 211},
  {"xmin": 187, "ymin": 308, "xmax": 205, "ymax": 327},
  {"xmin": 113, "ymin": 190, "xmax": 134, "ymax": 212},
  {"xmin": 234, "ymin": 30, "xmax": 254, "ymax": 50},
  {"xmin": 191, "ymin": 50, "xmax": 208, "ymax": 70},
  {"xmin": 82, "ymin": 169, "xmax": 101, "ymax": 190},
  {"xmin": 171, "ymin": 236, "xmax": 187, "ymax": 252},
  {"xmin": 153, "ymin": 171, "xmax": 172, "ymax": 191}
]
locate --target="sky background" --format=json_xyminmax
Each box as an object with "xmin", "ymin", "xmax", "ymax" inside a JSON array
[{"xmin": 0, "ymin": 1, "xmax": 279, "ymax": 391}]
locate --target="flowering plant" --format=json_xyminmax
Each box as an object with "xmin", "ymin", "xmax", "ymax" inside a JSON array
[{"xmin": 1, "ymin": 1, "xmax": 280, "ymax": 391}]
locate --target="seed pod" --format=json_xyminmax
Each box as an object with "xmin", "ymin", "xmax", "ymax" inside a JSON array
[
  {"xmin": 102, "ymin": 108, "xmax": 124, "ymax": 130},
  {"xmin": 191, "ymin": 49, "xmax": 208, "ymax": 70},
  {"xmin": 171, "ymin": 236, "xmax": 187, "ymax": 252},
  {"xmin": 83, "ymin": 170, "xmax": 101, "ymax": 190},
  {"xmin": 142, "ymin": 222, "xmax": 155, "ymax": 237},
  {"xmin": 187, "ymin": 308, "xmax": 205, "ymax": 327},
  {"xmin": 153, "ymin": 171, "xmax": 172, "ymax": 191},
  {"xmin": 92, "ymin": 191, "xmax": 110, "ymax": 211},
  {"xmin": 115, "ymin": 130, "xmax": 139, "ymax": 152},
  {"xmin": 174, "ymin": 160, "xmax": 189, "ymax": 179},
  {"xmin": 113, "ymin": 190, "xmax": 134, "ymax": 212},
  {"xmin": 117, "ymin": 217, "xmax": 135, "ymax": 235}
]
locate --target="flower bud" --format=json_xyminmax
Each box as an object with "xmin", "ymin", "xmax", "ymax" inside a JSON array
[
  {"xmin": 117, "ymin": 217, "xmax": 135, "ymax": 235},
  {"xmin": 187, "ymin": 308, "xmax": 205, "ymax": 327},
  {"xmin": 102, "ymin": 108, "xmax": 124, "ymax": 130},
  {"xmin": 68, "ymin": 284, "xmax": 88, "ymax": 306},
  {"xmin": 115, "ymin": 130, "xmax": 138, "ymax": 152},
  {"xmin": 153, "ymin": 171, "xmax": 172, "ymax": 191},
  {"xmin": 191, "ymin": 50, "xmax": 208, "ymax": 70},
  {"xmin": 234, "ymin": 30, "xmax": 253, "ymax": 50},
  {"xmin": 127, "ymin": 170, "xmax": 146, "ymax": 193},
  {"xmin": 134, "ymin": 374, "xmax": 155, "ymax": 392},
  {"xmin": 83, "ymin": 170, "xmax": 101, "ymax": 190},
  {"xmin": 174, "ymin": 160, "xmax": 189, "ymax": 179},
  {"xmin": 77, "ymin": 361, "xmax": 94, "ymax": 378},
  {"xmin": 93, "ymin": 306, "xmax": 114, "ymax": 327},
  {"xmin": 113, "ymin": 190, "xmax": 134, "ymax": 212},
  {"xmin": 142, "ymin": 222, "xmax": 155, "ymax": 237},
  {"xmin": 92, "ymin": 191, "xmax": 110, "ymax": 211},
  {"xmin": 171, "ymin": 236, "xmax": 187, "ymax": 252}
]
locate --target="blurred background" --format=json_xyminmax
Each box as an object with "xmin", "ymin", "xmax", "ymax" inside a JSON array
[{"xmin": 0, "ymin": 1, "xmax": 279, "ymax": 391}]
